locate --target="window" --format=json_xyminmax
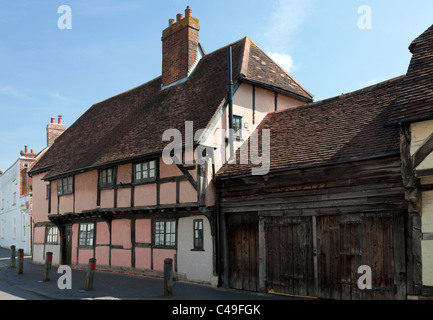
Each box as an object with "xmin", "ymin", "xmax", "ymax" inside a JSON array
[
  {"xmin": 134, "ymin": 160, "xmax": 156, "ymax": 183},
  {"xmin": 79, "ymin": 223, "xmax": 94, "ymax": 247},
  {"xmin": 1, "ymin": 189, "xmax": 3, "ymax": 210},
  {"xmin": 0, "ymin": 220, "xmax": 4, "ymax": 239},
  {"xmin": 46, "ymin": 226, "xmax": 58, "ymax": 244},
  {"xmin": 57, "ymin": 176, "xmax": 73, "ymax": 195},
  {"xmin": 12, "ymin": 216, "xmax": 16, "ymax": 239},
  {"xmin": 99, "ymin": 168, "xmax": 114, "ymax": 188},
  {"xmin": 193, "ymin": 219, "xmax": 204, "ymax": 250},
  {"xmin": 233, "ymin": 115, "xmax": 242, "ymax": 139},
  {"xmin": 22, "ymin": 212, "xmax": 26, "ymax": 241},
  {"xmin": 154, "ymin": 220, "xmax": 176, "ymax": 247},
  {"xmin": 12, "ymin": 180, "xmax": 17, "ymax": 206}
]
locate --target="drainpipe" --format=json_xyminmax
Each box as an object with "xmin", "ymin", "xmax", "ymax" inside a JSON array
[
  {"xmin": 215, "ymin": 178, "xmax": 223, "ymax": 287},
  {"xmin": 227, "ymin": 46, "xmax": 234, "ymax": 163}
]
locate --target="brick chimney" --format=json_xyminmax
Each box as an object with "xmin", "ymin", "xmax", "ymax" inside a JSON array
[
  {"xmin": 161, "ymin": 6, "xmax": 200, "ymax": 89},
  {"xmin": 47, "ymin": 115, "xmax": 66, "ymax": 147}
]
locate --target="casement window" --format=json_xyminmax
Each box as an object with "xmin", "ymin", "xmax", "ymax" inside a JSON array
[
  {"xmin": 193, "ymin": 219, "xmax": 204, "ymax": 250},
  {"xmin": 134, "ymin": 160, "xmax": 157, "ymax": 183},
  {"xmin": 57, "ymin": 176, "xmax": 73, "ymax": 195},
  {"xmin": 12, "ymin": 180, "xmax": 17, "ymax": 206},
  {"xmin": 21, "ymin": 211, "xmax": 26, "ymax": 241},
  {"xmin": 233, "ymin": 115, "xmax": 242, "ymax": 139},
  {"xmin": 154, "ymin": 220, "xmax": 176, "ymax": 247},
  {"xmin": 99, "ymin": 168, "xmax": 114, "ymax": 188},
  {"xmin": 12, "ymin": 216, "xmax": 16, "ymax": 239},
  {"xmin": 46, "ymin": 226, "xmax": 58, "ymax": 244},
  {"xmin": 79, "ymin": 222, "xmax": 95, "ymax": 247}
]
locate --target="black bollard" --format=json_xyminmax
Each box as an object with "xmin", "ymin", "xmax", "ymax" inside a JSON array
[
  {"xmin": 10, "ymin": 245, "xmax": 15, "ymax": 268},
  {"xmin": 43, "ymin": 252, "xmax": 53, "ymax": 282},
  {"xmin": 17, "ymin": 249, "xmax": 24, "ymax": 274},
  {"xmin": 164, "ymin": 258, "xmax": 173, "ymax": 297},
  {"xmin": 85, "ymin": 258, "xmax": 96, "ymax": 291}
]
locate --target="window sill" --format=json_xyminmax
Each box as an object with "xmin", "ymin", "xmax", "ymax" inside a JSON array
[
  {"xmin": 190, "ymin": 248, "xmax": 205, "ymax": 252},
  {"xmin": 132, "ymin": 178, "xmax": 157, "ymax": 186}
]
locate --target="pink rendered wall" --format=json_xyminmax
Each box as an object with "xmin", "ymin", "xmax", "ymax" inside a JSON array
[
  {"xmin": 96, "ymin": 246, "xmax": 110, "ymax": 266},
  {"xmin": 135, "ymin": 219, "xmax": 151, "ymax": 243},
  {"xmin": 134, "ymin": 184, "xmax": 157, "ymax": 206},
  {"xmin": 153, "ymin": 249, "xmax": 176, "ymax": 272},
  {"xmin": 112, "ymin": 219, "xmax": 131, "ymax": 249},
  {"xmin": 95, "ymin": 222, "xmax": 110, "ymax": 266},
  {"xmin": 58, "ymin": 194, "xmax": 73, "ymax": 214},
  {"xmin": 159, "ymin": 158, "xmax": 183, "ymax": 178},
  {"xmin": 100, "ymin": 189, "xmax": 114, "ymax": 208},
  {"xmin": 277, "ymin": 92, "xmax": 304, "ymax": 111},
  {"xmin": 116, "ymin": 188, "xmax": 131, "ymax": 208},
  {"xmin": 117, "ymin": 164, "xmax": 131, "ymax": 184},
  {"xmin": 179, "ymin": 180, "xmax": 197, "ymax": 203},
  {"xmin": 75, "ymin": 171, "xmax": 97, "ymax": 212},
  {"xmin": 50, "ymin": 180, "xmax": 58, "ymax": 215},
  {"xmin": 110, "ymin": 216, "xmax": 131, "ymax": 268},
  {"xmin": 160, "ymin": 182, "xmax": 176, "ymax": 204},
  {"xmin": 111, "ymin": 249, "xmax": 131, "ymax": 268},
  {"xmin": 31, "ymin": 173, "xmax": 49, "ymax": 223},
  {"xmin": 135, "ymin": 248, "xmax": 151, "ymax": 269},
  {"xmin": 34, "ymin": 226, "xmax": 45, "ymax": 244},
  {"xmin": 78, "ymin": 249, "xmax": 94, "ymax": 265},
  {"xmin": 96, "ymin": 222, "xmax": 110, "ymax": 245}
]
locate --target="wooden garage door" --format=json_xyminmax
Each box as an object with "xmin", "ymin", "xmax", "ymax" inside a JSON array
[
  {"xmin": 227, "ymin": 213, "xmax": 259, "ymax": 291},
  {"xmin": 265, "ymin": 213, "xmax": 405, "ymax": 299},
  {"xmin": 265, "ymin": 216, "xmax": 315, "ymax": 297}
]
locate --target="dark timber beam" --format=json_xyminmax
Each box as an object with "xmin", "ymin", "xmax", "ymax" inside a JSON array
[{"xmin": 412, "ymin": 131, "xmax": 433, "ymax": 170}]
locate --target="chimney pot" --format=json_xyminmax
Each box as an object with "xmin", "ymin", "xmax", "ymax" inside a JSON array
[
  {"xmin": 162, "ymin": 7, "xmax": 200, "ymax": 88},
  {"xmin": 185, "ymin": 6, "xmax": 192, "ymax": 17},
  {"xmin": 31, "ymin": 149, "xmax": 34, "ymax": 154},
  {"xmin": 168, "ymin": 18, "xmax": 175, "ymax": 26},
  {"xmin": 58, "ymin": 115, "xmax": 63, "ymax": 124},
  {"xmin": 25, "ymin": 145, "xmax": 28, "ymax": 153},
  {"xmin": 51, "ymin": 118, "xmax": 55, "ymax": 124}
]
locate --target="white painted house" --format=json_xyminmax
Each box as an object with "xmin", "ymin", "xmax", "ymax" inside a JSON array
[
  {"xmin": 0, "ymin": 148, "xmax": 38, "ymax": 255},
  {"xmin": 0, "ymin": 116, "xmax": 65, "ymax": 255}
]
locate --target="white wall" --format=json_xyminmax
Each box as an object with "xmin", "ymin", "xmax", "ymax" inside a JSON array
[
  {"xmin": 177, "ymin": 215, "xmax": 218, "ymax": 286},
  {"xmin": 0, "ymin": 159, "xmax": 32, "ymax": 255}
]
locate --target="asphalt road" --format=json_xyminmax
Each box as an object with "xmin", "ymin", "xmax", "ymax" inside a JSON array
[{"xmin": 0, "ymin": 277, "xmax": 49, "ymax": 300}]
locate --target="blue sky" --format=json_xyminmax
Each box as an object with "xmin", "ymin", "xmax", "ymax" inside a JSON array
[{"xmin": 0, "ymin": 0, "xmax": 432, "ymax": 172}]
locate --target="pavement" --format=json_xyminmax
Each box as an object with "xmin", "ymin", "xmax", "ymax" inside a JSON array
[{"xmin": 0, "ymin": 247, "xmax": 300, "ymax": 301}]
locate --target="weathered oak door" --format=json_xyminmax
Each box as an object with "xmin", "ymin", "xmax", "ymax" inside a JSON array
[
  {"xmin": 265, "ymin": 216, "xmax": 315, "ymax": 297},
  {"xmin": 62, "ymin": 225, "xmax": 73, "ymax": 265},
  {"xmin": 264, "ymin": 213, "xmax": 405, "ymax": 299},
  {"xmin": 227, "ymin": 213, "xmax": 259, "ymax": 291}
]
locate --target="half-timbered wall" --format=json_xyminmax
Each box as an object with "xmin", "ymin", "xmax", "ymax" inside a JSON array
[{"xmin": 408, "ymin": 119, "xmax": 433, "ymax": 290}]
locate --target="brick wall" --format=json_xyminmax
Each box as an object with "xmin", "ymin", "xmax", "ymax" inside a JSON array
[{"xmin": 161, "ymin": 8, "xmax": 200, "ymax": 88}]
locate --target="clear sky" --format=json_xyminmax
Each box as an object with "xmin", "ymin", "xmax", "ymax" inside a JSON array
[{"xmin": 1, "ymin": 0, "xmax": 432, "ymax": 172}]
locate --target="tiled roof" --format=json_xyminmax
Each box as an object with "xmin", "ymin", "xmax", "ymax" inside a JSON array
[
  {"xmin": 217, "ymin": 76, "xmax": 404, "ymax": 178},
  {"xmin": 241, "ymin": 38, "xmax": 313, "ymax": 100},
  {"xmin": 388, "ymin": 24, "xmax": 433, "ymax": 126},
  {"xmin": 29, "ymin": 37, "xmax": 312, "ymax": 179}
]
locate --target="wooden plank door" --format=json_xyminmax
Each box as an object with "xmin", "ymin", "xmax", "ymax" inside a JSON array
[
  {"xmin": 227, "ymin": 213, "xmax": 259, "ymax": 291},
  {"xmin": 265, "ymin": 216, "xmax": 315, "ymax": 297}
]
